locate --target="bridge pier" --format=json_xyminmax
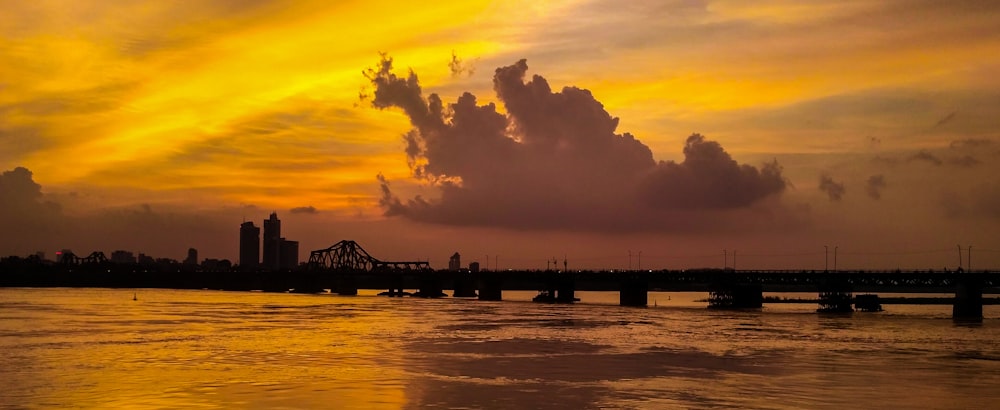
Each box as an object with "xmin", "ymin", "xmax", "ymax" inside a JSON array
[
  {"xmin": 619, "ymin": 275, "xmax": 648, "ymax": 307},
  {"xmin": 334, "ymin": 274, "xmax": 358, "ymax": 295},
  {"xmin": 381, "ymin": 274, "xmax": 407, "ymax": 297},
  {"xmin": 290, "ymin": 271, "xmax": 325, "ymax": 294},
  {"xmin": 478, "ymin": 273, "xmax": 503, "ymax": 301},
  {"xmin": 261, "ymin": 273, "xmax": 290, "ymax": 292},
  {"xmin": 534, "ymin": 274, "xmax": 578, "ymax": 303},
  {"xmin": 413, "ymin": 274, "xmax": 446, "ymax": 298},
  {"xmin": 817, "ymin": 279, "xmax": 853, "ymax": 313},
  {"xmin": 953, "ymin": 274, "xmax": 983, "ymax": 320},
  {"xmin": 708, "ymin": 283, "xmax": 762, "ymax": 309},
  {"xmin": 557, "ymin": 278, "xmax": 577, "ymax": 303},
  {"xmin": 453, "ymin": 275, "xmax": 478, "ymax": 298}
]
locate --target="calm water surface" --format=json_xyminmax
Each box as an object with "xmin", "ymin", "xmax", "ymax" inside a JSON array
[{"xmin": 1, "ymin": 288, "xmax": 998, "ymax": 409}]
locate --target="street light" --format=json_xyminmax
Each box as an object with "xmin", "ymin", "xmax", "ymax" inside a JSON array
[
  {"xmin": 824, "ymin": 245, "xmax": 828, "ymax": 271},
  {"xmin": 834, "ymin": 246, "xmax": 838, "ymax": 271}
]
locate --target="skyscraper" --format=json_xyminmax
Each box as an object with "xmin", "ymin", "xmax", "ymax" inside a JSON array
[
  {"xmin": 263, "ymin": 212, "xmax": 281, "ymax": 270},
  {"xmin": 239, "ymin": 221, "xmax": 260, "ymax": 271},
  {"xmin": 279, "ymin": 240, "xmax": 299, "ymax": 270}
]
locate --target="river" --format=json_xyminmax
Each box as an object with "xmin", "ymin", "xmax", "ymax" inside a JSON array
[{"xmin": 1, "ymin": 288, "xmax": 998, "ymax": 409}]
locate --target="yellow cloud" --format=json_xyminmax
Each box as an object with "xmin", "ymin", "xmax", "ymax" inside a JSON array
[{"xmin": 3, "ymin": 0, "xmax": 999, "ymax": 217}]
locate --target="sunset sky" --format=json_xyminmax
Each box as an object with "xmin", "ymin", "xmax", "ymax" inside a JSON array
[{"xmin": 2, "ymin": 1, "xmax": 999, "ymax": 270}]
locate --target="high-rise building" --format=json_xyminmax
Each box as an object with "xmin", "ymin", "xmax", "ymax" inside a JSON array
[
  {"xmin": 449, "ymin": 252, "xmax": 461, "ymax": 271},
  {"xmin": 239, "ymin": 221, "xmax": 260, "ymax": 271},
  {"xmin": 263, "ymin": 212, "xmax": 281, "ymax": 270},
  {"xmin": 279, "ymin": 240, "xmax": 299, "ymax": 270}
]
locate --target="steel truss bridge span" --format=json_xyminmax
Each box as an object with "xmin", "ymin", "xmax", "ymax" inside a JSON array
[{"xmin": 307, "ymin": 240, "xmax": 431, "ymax": 272}]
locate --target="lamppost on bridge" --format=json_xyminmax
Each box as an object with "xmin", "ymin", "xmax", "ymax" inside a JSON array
[
  {"xmin": 733, "ymin": 250, "xmax": 736, "ymax": 271},
  {"xmin": 834, "ymin": 246, "xmax": 838, "ymax": 272},
  {"xmin": 723, "ymin": 249, "xmax": 727, "ymax": 269},
  {"xmin": 638, "ymin": 251, "xmax": 642, "ymax": 270},
  {"xmin": 628, "ymin": 250, "xmax": 632, "ymax": 271},
  {"xmin": 824, "ymin": 245, "xmax": 828, "ymax": 272}
]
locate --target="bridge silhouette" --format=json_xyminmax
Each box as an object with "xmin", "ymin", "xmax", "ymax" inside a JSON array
[
  {"xmin": 4, "ymin": 240, "xmax": 995, "ymax": 320},
  {"xmin": 301, "ymin": 240, "xmax": 998, "ymax": 320},
  {"xmin": 308, "ymin": 240, "xmax": 431, "ymax": 272},
  {"xmin": 297, "ymin": 240, "xmax": 1000, "ymax": 319}
]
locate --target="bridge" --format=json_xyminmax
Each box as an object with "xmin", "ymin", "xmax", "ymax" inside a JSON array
[
  {"xmin": 57, "ymin": 251, "xmax": 108, "ymax": 266},
  {"xmin": 308, "ymin": 240, "xmax": 430, "ymax": 272},
  {"xmin": 303, "ymin": 241, "xmax": 999, "ymax": 320},
  {"xmin": 2, "ymin": 241, "xmax": 995, "ymax": 320}
]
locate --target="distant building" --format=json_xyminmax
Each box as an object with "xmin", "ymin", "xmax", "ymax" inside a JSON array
[
  {"xmin": 258, "ymin": 212, "xmax": 299, "ymax": 271},
  {"xmin": 201, "ymin": 258, "xmax": 232, "ymax": 271},
  {"xmin": 56, "ymin": 249, "xmax": 74, "ymax": 264},
  {"xmin": 469, "ymin": 262, "xmax": 480, "ymax": 273},
  {"xmin": 263, "ymin": 212, "xmax": 281, "ymax": 270},
  {"xmin": 239, "ymin": 221, "xmax": 260, "ymax": 271},
  {"xmin": 137, "ymin": 253, "xmax": 155, "ymax": 265},
  {"xmin": 449, "ymin": 252, "xmax": 461, "ymax": 271},
  {"xmin": 184, "ymin": 248, "xmax": 198, "ymax": 265},
  {"xmin": 111, "ymin": 250, "xmax": 137, "ymax": 264},
  {"xmin": 279, "ymin": 240, "xmax": 299, "ymax": 270}
]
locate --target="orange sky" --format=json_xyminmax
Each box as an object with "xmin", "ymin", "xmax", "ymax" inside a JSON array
[{"xmin": 2, "ymin": 1, "xmax": 999, "ymax": 269}]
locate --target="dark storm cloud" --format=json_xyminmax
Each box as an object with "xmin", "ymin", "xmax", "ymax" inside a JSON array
[
  {"xmin": 0, "ymin": 166, "xmax": 238, "ymax": 260},
  {"xmin": 366, "ymin": 56, "xmax": 787, "ymax": 231},
  {"xmin": 290, "ymin": 206, "xmax": 318, "ymax": 214},
  {"xmin": 0, "ymin": 167, "xmax": 64, "ymax": 253},
  {"xmin": 0, "ymin": 167, "xmax": 61, "ymax": 218},
  {"xmin": 865, "ymin": 175, "xmax": 886, "ymax": 200},
  {"xmin": 818, "ymin": 175, "xmax": 846, "ymax": 202},
  {"xmin": 640, "ymin": 134, "xmax": 786, "ymax": 209}
]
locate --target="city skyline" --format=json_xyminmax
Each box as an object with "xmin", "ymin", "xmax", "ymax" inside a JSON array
[{"xmin": 2, "ymin": 2, "xmax": 1000, "ymax": 270}]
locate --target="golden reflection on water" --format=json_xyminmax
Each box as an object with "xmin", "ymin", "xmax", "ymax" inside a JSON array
[
  {"xmin": 1, "ymin": 288, "xmax": 999, "ymax": 409},
  {"xmin": 2, "ymin": 289, "xmax": 410, "ymax": 409}
]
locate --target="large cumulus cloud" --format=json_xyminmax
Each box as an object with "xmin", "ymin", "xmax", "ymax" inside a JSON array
[{"xmin": 366, "ymin": 56, "xmax": 787, "ymax": 231}]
